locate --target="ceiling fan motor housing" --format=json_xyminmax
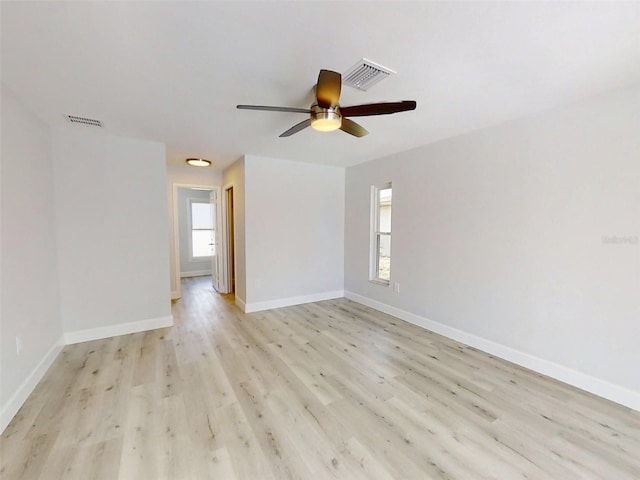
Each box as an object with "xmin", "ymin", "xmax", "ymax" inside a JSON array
[{"xmin": 310, "ymin": 104, "xmax": 342, "ymax": 131}]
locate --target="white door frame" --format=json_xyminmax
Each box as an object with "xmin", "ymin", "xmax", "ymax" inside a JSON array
[
  {"xmin": 172, "ymin": 183, "xmax": 219, "ymax": 299},
  {"xmin": 209, "ymin": 189, "xmax": 220, "ymax": 292}
]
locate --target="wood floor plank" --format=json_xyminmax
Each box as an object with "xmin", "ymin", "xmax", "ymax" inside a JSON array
[
  {"xmin": 117, "ymin": 383, "xmax": 158, "ymax": 479},
  {"xmin": 2, "ymin": 276, "xmax": 639, "ymax": 479}
]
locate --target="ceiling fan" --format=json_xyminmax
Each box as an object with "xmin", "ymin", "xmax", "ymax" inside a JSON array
[{"xmin": 237, "ymin": 69, "xmax": 416, "ymax": 138}]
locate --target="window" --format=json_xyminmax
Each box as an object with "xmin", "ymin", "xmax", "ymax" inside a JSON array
[
  {"xmin": 190, "ymin": 200, "xmax": 214, "ymax": 258},
  {"xmin": 370, "ymin": 183, "xmax": 392, "ymax": 284}
]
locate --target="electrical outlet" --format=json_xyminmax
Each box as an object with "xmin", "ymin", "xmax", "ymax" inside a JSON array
[
  {"xmin": 16, "ymin": 335, "xmax": 23, "ymax": 355},
  {"xmin": 393, "ymin": 282, "xmax": 400, "ymax": 293}
]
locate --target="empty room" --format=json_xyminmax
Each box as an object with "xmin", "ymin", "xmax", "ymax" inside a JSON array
[{"xmin": 1, "ymin": 1, "xmax": 639, "ymax": 479}]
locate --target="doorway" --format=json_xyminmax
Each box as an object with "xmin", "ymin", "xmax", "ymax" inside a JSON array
[{"xmin": 171, "ymin": 184, "xmax": 219, "ymax": 299}]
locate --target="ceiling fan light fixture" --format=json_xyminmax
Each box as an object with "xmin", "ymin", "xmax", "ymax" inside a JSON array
[
  {"xmin": 311, "ymin": 106, "xmax": 342, "ymax": 132},
  {"xmin": 186, "ymin": 158, "xmax": 211, "ymax": 167},
  {"xmin": 311, "ymin": 117, "xmax": 342, "ymax": 132},
  {"xmin": 237, "ymin": 68, "xmax": 416, "ymax": 138}
]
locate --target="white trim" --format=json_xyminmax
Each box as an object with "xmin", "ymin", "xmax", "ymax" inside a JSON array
[
  {"xmin": 64, "ymin": 315, "xmax": 174, "ymax": 345},
  {"xmin": 171, "ymin": 290, "xmax": 180, "ymax": 300},
  {"xmin": 3, "ymin": 315, "xmax": 174, "ymax": 433},
  {"xmin": 188, "ymin": 257, "xmax": 213, "ymax": 262},
  {"xmin": 235, "ymin": 296, "xmax": 246, "ymax": 312},
  {"xmin": 370, "ymin": 182, "xmax": 392, "ymax": 284},
  {"xmin": 244, "ymin": 290, "xmax": 345, "ymax": 314},
  {"xmin": 180, "ymin": 270, "xmax": 212, "ymax": 278},
  {"xmin": 1, "ymin": 336, "xmax": 65, "ymax": 433},
  {"xmin": 209, "ymin": 189, "xmax": 221, "ymax": 292},
  {"xmin": 344, "ymin": 290, "xmax": 640, "ymax": 412}
]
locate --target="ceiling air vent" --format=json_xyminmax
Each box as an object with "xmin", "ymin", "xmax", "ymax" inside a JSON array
[
  {"xmin": 66, "ymin": 114, "xmax": 103, "ymax": 128},
  {"xmin": 343, "ymin": 59, "xmax": 396, "ymax": 92}
]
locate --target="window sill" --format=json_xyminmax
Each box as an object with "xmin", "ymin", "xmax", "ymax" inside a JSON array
[
  {"xmin": 369, "ymin": 279, "xmax": 390, "ymax": 287},
  {"xmin": 189, "ymin": 256, "xmax": 213, "ymax": 262}
]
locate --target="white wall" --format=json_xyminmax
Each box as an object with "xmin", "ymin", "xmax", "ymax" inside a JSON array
[
  {"xmin": 0, "ymin": 84, "xmax": 64, "ymax": 430},
  {"xmin": 222, "ymin": 158, "xmax": 247, "ymax": 305},
  {"xmin": 177, "ymin": 187, "xmax": 212, "ymax": 276},
  {"xmin": 52, "ymin": 128, "xmax": 172, "ymax": 341},
  {"xmin": 345, "ymin": 85, "xmax": 640, "ymax": 409},
  {"xmin": 166, "ymin": 165, "xmax": 221, "ymax": 297},
  {"xmin": 243, "ymin": 155, "xmax": 345, "ymax": 312}
]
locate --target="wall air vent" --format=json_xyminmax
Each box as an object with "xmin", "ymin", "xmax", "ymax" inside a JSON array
[
  {"xmin": 343, "ymin": 59, "xmax": 396, "ymax": 92},
  {"xmin": 66, "ymin": 115, "xmax": 103, "ymax": 128}
]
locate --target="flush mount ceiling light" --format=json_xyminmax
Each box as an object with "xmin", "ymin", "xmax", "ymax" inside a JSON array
[{"xmin": 186, "ymin": 158, "xmax": 211, "ymax": 167}]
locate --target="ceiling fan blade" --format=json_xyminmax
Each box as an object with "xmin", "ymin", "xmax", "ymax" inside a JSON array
[
  {"xmin": 237, "ymin": 105, "xmax": 311, "ymax": 114},
  {"xmin": 340, "ymin": 118, "xmax": 369, "ymax": 138},
  {"xmin": 279, "ymin": 118, "xmax": 312, "ymax": 137},
  {"xmin": 315, "ymin": 69, "xmax": 342, "ymax": 108},
  {"xmin": 341, "ymin": 100, "xmax": 417, "ymax": 117}
]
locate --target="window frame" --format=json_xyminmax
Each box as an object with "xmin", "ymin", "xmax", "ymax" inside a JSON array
[
  {"xmin": 369, "ymin": 182, "xmax": 392, "ymax": 285},
  {"xmin": 189, "ymin": 199, "xmax": 214, "ymax": 260}
]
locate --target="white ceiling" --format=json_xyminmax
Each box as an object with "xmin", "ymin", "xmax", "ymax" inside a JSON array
[{"xmin": 2, "ymin": 1, "xmax": 639, "ymax": 170}]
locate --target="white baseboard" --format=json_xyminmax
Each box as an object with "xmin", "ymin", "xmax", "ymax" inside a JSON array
[
  {"xmin": 171, "ymin": 290, "xmax": 180, "ymax": 300},
  {"xmin": 235, "ymin": 296, "xmax": 247, "ymax": 312},
  {"xmin": 344, "ymin": 291, "xmax": 640, "ymax": 412},
  {"xmin": 1, "ymin": 336, "xmax": 65, "ymax": 433},
  {"xmin": 2, "ymin": 315, "xmax": 175, "ymax": 433},
  {"xmin": 180, "ymin": 270, "xmax": 212, "ymax": 278},
  {"xmin": 64, "ymin": 315, "xmax": 174, "ymax": 345},
  {"xmin": 244, "ymin": 290, "xmax": 345, "ymax": 314}
]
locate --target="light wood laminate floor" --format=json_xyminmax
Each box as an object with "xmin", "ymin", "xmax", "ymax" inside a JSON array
[{"xmin": 2, "ymin": 276, "xmax": 639, "ymax": 479}]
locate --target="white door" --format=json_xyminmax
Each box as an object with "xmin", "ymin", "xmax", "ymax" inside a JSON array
[{"xmin": 209, "ymin": 190, "xmax": 220, "ymax": 291}]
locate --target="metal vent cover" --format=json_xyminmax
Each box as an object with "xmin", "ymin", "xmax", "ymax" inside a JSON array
[
  {"xmin": 66, "ymin": 114, "xmax": 103, "ymax": 128},
  {"xmin": 343, "ymin": 59, "xmax": 396, "ymax": 91}
]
